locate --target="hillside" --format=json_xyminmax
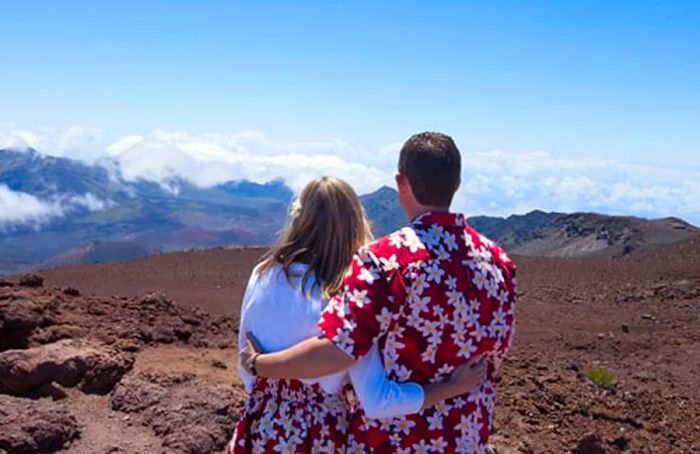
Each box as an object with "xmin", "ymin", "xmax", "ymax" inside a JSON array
[
  {"xmin": 1, "ymin": 237, "xmax": 698, "ymax": 452},
  {"xmin": 511, "ymin": 213, "xmax": 699, "ymax": 258},
  {"xmin": 356, "ymin": 186, "xmax": 699, "ymax": 258},
  {"xmin": 0, "ymin": 149, "xmax": 291, "ymax": 274}
]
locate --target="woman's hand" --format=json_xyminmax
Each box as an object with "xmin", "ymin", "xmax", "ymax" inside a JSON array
[
  {"xmin": 447, "ymin": 358, "xmax": 487, "ymax": 395},
  {"xmin": 420, "ymin": 357, "xmax": 487, "ymax": 410},
  {"xmin": 240, "ymin": 332, "xmax": 264, "ymax": 375}
]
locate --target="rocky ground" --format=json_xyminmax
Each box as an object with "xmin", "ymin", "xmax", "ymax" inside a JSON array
[{"xmin": 1, "ymin": 237, "xmax": 699, "ymax": 453}]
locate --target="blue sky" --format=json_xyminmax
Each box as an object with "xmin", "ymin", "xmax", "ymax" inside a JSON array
[{"xmin": 1, "ymin": 1, "xmax": 699, "ymax": 222}]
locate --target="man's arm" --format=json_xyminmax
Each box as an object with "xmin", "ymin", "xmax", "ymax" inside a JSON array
[
  {"xmin": 241, "ymin": 333, "xmax": 487, "ymax": 415},
  {"xmin": 241, "ymin": 334, "xmax": 355, "ymax": 380}
]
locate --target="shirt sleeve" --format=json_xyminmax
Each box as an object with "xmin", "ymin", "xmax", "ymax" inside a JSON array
[
  {"xmin": 349, "ymin": 344, "xmax": 424, "ymax": 419},
  {"xmin": 485, "ymin": 262, "xmax": 517, "ymax": 370},
  {"xmin": 318, "ymin": 248, "xmax": 394, "ymax": 360},
  {"xmin": 237, "ymin": 268, "xmax": 260, "ymax": 392}
]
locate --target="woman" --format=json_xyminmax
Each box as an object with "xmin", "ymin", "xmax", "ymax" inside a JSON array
[{"xmin": 228, "ymin": 176, "xmax": 484, "ymax": 453}]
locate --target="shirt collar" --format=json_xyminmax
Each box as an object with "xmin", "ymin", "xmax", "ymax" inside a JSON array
[{"xmin": 411, "ymin": 210, "xmax": 465, "ymax": 227}]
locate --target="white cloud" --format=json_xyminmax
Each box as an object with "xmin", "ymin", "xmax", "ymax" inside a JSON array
[
  {"xmin": 0, "ymin": 184, "xmax": 65, "ymax": 227},
  {"xmin": 0, "ymin": 184, "xmax": 112, "ymax": 228},
  {"xmin": 0, "ymin": 126, "xmax": 104, "ymax": 163},
  {"xmin": 457, "ymin": 150, "xmax": 700, "ymax": 224},
  {"xmin": 103, "ymin": 129, "xmax": 388, "ymax": 194},
  {"xmin": 2, "ymin": 126, "xmax": 699, "ymax": 225}
]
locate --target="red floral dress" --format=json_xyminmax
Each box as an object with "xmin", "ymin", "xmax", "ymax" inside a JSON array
[
  {"xmin": 227, "ymin": 377, "xmax": 350, "ymax": 454},
  {"xmin": 318, "ymin": 211, "xmax": 517, "ymax": 453}
]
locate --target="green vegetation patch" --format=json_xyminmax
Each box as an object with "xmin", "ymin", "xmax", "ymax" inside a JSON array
[{"xmin": 586, "ymin": 367, "xmax": 616, "ymax": 389}]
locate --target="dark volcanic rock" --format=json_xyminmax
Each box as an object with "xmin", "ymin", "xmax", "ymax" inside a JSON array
[
  {"xmin": 573, "ymin": 432, "xmax": 606, "ymax": 454},
  {"xmin": 0, "ymin": 339, "xmax": 133, "ymax": 396},
  {"xmin": 111, "ymin": 371, "xmax": 246, "ymax": 454},
  {"xmin": 0, "ymin": 291, "xmax": 47, "ymax": 350},
  {"xmin": 18, "ymin": 273, "xmax": 44, "ymax": 288},
  {"xmin": 0, "ymin": 279, "xmax": 14, "ymax": 288},
  {"xmin": 0, "ymin": 394, "xmax": 79, "ymax": 453},
  {"xmin": 0, "ymin": 286, "xmax": 236, "ymax": 352}
]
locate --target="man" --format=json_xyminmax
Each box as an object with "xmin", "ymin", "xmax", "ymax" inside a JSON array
[{"xmin": 242, "ymin": 132, "xmax": 517, "ymax": 453}]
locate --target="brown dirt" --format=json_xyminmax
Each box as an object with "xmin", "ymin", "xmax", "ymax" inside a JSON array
[
  {"xmin": 41, "ymin": 246, "xmax": 267, "ymax": 316},
  {"xmin": 2, "ymin": 237, "xmax": 699, "ymax": 453}
]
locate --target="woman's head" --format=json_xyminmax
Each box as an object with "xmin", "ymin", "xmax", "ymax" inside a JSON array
[{"xmin": 259, "ymin": 176, "xmax": 373, "ymax": 298}]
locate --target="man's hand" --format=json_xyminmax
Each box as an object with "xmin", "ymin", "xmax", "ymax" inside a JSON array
[{"xmin": 240, "ymin": 332, "xmax": 264, "ymax": 375}]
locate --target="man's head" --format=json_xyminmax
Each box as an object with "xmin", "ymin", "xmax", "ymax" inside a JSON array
[{"xmin": 396, "ymin": 132, "xmax": 461, "ymax": 219}]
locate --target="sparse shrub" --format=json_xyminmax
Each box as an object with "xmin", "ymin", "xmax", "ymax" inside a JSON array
[{"xmin": 586, "ymin": 367, "xmax": 615, "ymax": 389}]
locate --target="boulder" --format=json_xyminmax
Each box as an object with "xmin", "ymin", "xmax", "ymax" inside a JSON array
[
  {"xmin": 18, "ymin": 274, "xmax": 44, "ymax": 288},
  {"xmin": 111, "ymin": 371, "xmax": 246, "ymax": 454},
  {"xmin": 0, "ymin": 394, "xmax": 79, "ymax": 453},
  {"xmin": 0, "ymin": 339, "xmax": 133, "ymax": 396}
]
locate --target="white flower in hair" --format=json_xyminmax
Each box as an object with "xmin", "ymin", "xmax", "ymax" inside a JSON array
[{"xmin": 289, "ymin": 199, "xmax": 302, "ymax": 217}]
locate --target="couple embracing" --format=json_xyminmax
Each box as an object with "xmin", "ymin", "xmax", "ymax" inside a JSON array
[{"xmin": 228, "ymin": 132, "xmax": 517, "ymax": 453}]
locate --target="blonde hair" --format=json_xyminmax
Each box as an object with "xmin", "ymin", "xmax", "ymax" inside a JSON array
[{"xmin": 259, "ymin": 176, "xmax": 373, "ymax": 298}]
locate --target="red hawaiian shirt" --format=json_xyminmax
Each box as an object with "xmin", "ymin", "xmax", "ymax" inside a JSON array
[{"xmin": 318, "ymin": 211, "xmax": 516, "ymax": 453}]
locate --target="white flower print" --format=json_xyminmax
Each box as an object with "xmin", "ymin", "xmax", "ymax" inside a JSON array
[
  {"xmin": 409, "ymin": 294, "xmax": 431, "ymax": 315},
  {"xmin": 486, "ymin": 279, "xmax": 500, "ymax": 299},
  {"xmin": 497, "ymin": 289, "xmax": 510, "ymax": 305},
  {"xmin": 394, "ymin": 417, "xmax": 416, "ymax": 435},
  {"xmin": 472, "ymin": 269, "xmax": 488, "ymax": 290},
  {"xmin": 419, "ymin": 228, "xmax": 441, "ymax": 249},
  {"xmin": 376, "ymin": 307, "xmax": 393, "ymax": 331},
  {"xmin": 349, "ymin": 288, "xmax": 370, "ymax": 308},
  {"xmin": 445, "ymin": 275, "xmax": 458, "ymax": 289},
  {"xmin": 470, "ymin": 323, "xmax": 489, "ymax": 342},
  {"xmin": 347, "ymin": 438, "xmax": 367, "ymax": 454},
  {"xmin": 455, "ymin": 414, "xmax": 471, "ymax": 433},
  {"xmin": 446, "ymin": 289, "xmax": 463, "ymax": 305},
  {"xmin": 420, "ymin": 343, "xmax": 438, "ymax": 363},
  {"xmin": 252, "ymin": 439, "xmax": 266, "ymax": 454},
  {"xmin": 389, "ymin": 232, "xmax": 404, "ymax": 248},
  {"xmin": 426, "ymin": 262, "xmax": 445, "ymax": 283},
  {"xmin": 427, "ymin": 412, "xmax": 444, "ymax": 430},
  {"xmin": 402, "ymin": 230, "xmax": 426, "ymax": 253},
  {"xmin": 384, "ymin": 335, "xmax": 406, "ymax": 357},
  {"xmin": 273, "ymin": 439, "xmax": 298, "ymax": 454},
  {"xmin": 333, "ymin": 328, "xmax": 355, "ymax": 355},
  {"xmin": 379, "ymin": 254, "xmax": 400, "ymax": 272},
  {"xmin": 431, "ymin": 436, "xmax": 448, "ymax": 452},
  {"xmin": 429, "ymin": 223, "xmax": 445, "ymax": 238},
  {"xmin": 434, "ymin": 400, "xmax": 451, "ymax": 415},
  {"xmin": 413, "ymin": 273, "xmax": 430, "ymax": 294},
  {"xmin": 478, "ymin": 234, "xmax": 494, "ymax": 248},
  {"xmin": 412, "ymin": 439, "xmax": 432, "ymax": 454},
  {"xmin": 457, "ymin": 338, "xmax": 478, "ymax": 358},
  {"xmin": 392, "ymin": 364, "xmax": 412, "ymax": 382},
  {"xmin": 436, "ymin": 363, "xmax": 455, "ymax": 376},
  {"xmin": 358, "ymin": 266, "xmax": 378, "ymax": 284},
  {"xmin": 444, "ymin": 231, "xmax": 458, "ymax": 251}
]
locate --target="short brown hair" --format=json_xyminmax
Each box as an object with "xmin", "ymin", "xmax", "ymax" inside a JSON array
[{"xmin": 398, "ymin": 132, "xmax": 461, "ymax": 206}]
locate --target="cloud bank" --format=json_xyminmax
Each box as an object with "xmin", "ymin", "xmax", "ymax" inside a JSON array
[
  {"xmin": 0, "ymin": 184, "xmax": 64, "ymax": 227},
  {"xmin": 1, "ymin": 126, "xmax": 698, "ymax": 225},
  {"xmin": 0, "ymin": 183, "xmax": 111, "ymax": 228}
]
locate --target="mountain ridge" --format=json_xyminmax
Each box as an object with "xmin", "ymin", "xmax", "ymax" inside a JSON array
[{"xmin": 1, "ymin": 150, "xmax": 698, "ymax": 273}]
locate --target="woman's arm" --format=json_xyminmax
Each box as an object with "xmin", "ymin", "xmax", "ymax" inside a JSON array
[
  {"xmin": 419, "ymin": 359, "xmax": 486, "ymax": 410},
  {"xmin": 349, "ymin": 345, "xmax": 486, "ymax": 419},
  {"xmin": 243, "ymin": 333, "xmax": 486, "ymax": 418}
]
